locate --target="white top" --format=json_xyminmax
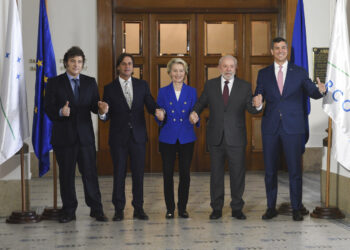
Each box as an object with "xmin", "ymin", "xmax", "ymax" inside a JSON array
[{"xmin": 175, "ymin": 90, "xmax": 181, "ymax": 100}]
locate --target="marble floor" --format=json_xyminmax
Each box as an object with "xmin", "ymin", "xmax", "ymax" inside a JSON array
[{"xmin": 1, "ymin": 171, "xmax": 349, "ymax": 250}]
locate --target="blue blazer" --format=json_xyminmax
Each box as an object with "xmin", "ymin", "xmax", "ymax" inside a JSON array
[
  {"xmin": 255, "ymin": 63, "xmax": 323, "ymax": 135},
  {"xmin": 156, "ymin": 83, "xmax": 198, "ymax": 144}
]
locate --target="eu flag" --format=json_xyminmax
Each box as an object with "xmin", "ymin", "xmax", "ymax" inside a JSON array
[
  {"xmin": 290, "ymin": 0, "xmax": 309, "ymax": 153},
  {"xmin": 32, "ymin": 0, "xmax": 57, "ymax": 177}
]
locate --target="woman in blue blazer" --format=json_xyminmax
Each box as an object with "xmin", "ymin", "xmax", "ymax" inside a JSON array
[{"xmin": 156, "ymin": 58, "xmax": 198, "ymax": 219}]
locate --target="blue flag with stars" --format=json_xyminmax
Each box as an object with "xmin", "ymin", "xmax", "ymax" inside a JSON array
[
  {"xmin": 32, "ymin": 0, "xmax": 57, "ymax": 177},
  {"xmin": 290, "ymin": 0, "xmax": 309, "ymax": 153}
]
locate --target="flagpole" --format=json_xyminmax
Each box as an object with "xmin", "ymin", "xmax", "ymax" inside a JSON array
[
  {"xmin": 41, "ymin": 152, "xmax": 61, "ymax": 220},
  {"xmin": 6, "ymin": 0, "xmax": 41, "ymax": 225},
  {"xmin": 325, "ymin": 118, "xmax": 332, "ymax": 207},
  {"xmin": 20, "ymin": 148, "xmax": 26, "ymax": 211},
  {"xmin": 310, "ymin": 118, "xmax": 344, "ymax": 219},
  {"xmin": 39, "ymin": 0, "xmax": 61, "ymax": 221}
]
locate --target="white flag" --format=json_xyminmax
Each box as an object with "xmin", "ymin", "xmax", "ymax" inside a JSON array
[
  {"xmin": 322, "ymin": 0, "xmax": 350, "ymax": 170},
  {"xmin": 0, "ymin": 0, "xmax": 29, "ymax": 165}
]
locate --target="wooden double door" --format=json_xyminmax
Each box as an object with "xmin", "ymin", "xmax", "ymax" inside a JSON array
[{"xmin": 98, "ymin": 11, "xmax": 278, "ymax": 174}]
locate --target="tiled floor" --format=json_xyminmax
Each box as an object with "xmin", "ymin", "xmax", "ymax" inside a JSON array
[{"xmin": 1, "ymin": 171, "xmax": 349, "ymax": 250}]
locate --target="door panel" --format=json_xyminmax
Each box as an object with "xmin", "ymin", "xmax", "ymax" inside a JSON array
[
  {"xmin": 149, "ymin": 14, "xmax": 197, "ymax": 172},
  {"xmin": 244, "ymin": 13, "xmax": 277, "ymax": 170}
]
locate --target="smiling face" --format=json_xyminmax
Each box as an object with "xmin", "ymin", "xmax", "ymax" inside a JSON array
[
  {"xmin": 218, "ymin": 56, "xmax": 236, "ymax": 81},
  {"xmin": 118, "ymin": 56, "xmax": 134, "ymax": 80},
  {"xmin": 170, "ymin": 63, "xmax": 186, "ymax": 84},
  {"xmin": 65, "ymin": 56, "xmax": 83, "ymax": 77},
  {"xmin": 271, "ymin": 41, "xmax": 288, "ymax": 65}
]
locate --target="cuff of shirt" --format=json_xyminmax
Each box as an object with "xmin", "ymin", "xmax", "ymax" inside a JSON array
[
  {"xmin": 98, "ymin": 113, "xmax": 106, "ymax": 120},
  {"xmin": 256, "ymin": 104, "xmax": 263, "ymax": 111}
]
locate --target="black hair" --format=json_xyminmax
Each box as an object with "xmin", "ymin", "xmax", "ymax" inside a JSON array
[
  {"xmin": 116, "ymin": 53, "xmax": 134, "ymax": 67},
  {"xmin": 63, "ymin": 46, "xmax": 85, "ymax": 68},
  {"xmin": 271, "ymin": 37, "xmax": 288, "ymax": 49}
]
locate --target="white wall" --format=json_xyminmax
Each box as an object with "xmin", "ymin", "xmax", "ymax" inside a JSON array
[
  {"xmin": 21, "ymin": 0, "xmax": 98, "ymax": 152},
  {"xmin": 304, "ymin": 0, "xmax": 335, "ymax": 147}
]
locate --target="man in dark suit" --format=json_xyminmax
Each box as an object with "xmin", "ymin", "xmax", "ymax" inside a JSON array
[
  {"xmin": 190, "ymin": 55, "xmax": 261, "ymax": 220},
  {"xmin": 254, "ymin": 37, "xmax": 326, "ymax": 221},
  {"xmin": 44, "ymin": 46, "xmax": 107, "ymax": 223},
  {"xmin": 98, "ymin": 53, "xmax": 164, "ymax": 221}
]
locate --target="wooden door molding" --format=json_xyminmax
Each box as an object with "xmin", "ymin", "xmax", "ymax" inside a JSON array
[
  {"xmin": 97, "ymin": 0, "xmax": 114, "ymax": 175},
  {"xmin": 113, "ymin": 0, "xmax": 279, "ymax": 12}
]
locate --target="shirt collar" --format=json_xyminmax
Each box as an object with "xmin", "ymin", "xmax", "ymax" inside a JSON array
[
  {"xmin": 274, "ymin": 60, "xmax": 288, "ymax": 70},
  {"xmin": 221, "ymin": 75, "xmax": 234, "ymax": 84},
  {"xmin": 119, "ymin": 76, "xmax": 132, "ymax": 84},
  {"xmin": 66, "ymin": 72, "xmax": 80, "ymax": 81}
]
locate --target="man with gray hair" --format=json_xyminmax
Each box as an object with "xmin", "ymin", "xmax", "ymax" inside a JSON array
[{"xmin": 190, "ymin": 55, "xmax": 261, "ymax": 219}]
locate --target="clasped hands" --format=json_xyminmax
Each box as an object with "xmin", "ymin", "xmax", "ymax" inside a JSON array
[{"xmin": 189, "ymin": 111, "xmax": 199, "ymax": 124}]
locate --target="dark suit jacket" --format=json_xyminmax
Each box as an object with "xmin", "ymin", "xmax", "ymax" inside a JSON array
[
  {"xmin": 44, "ymin": 73, "xmax": 99, "ymax": 147},
  {"xmin": 255, "ymin": 63, "xmax": 323, "ymax": 135},
  {"xmin": 102, "ymin": 77, "xmax": 157, "ymax": 147},
  {"xmin": 193, "ymin": 76, "xmax": 260, "ymax": 146}
]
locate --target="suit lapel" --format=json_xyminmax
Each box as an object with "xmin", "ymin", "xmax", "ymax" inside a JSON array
[
  {"xmin": 63, "ymin": 74, "xmax": 76, "ymax": 104},
  {"xmin": 116, "ymin": 77, "xmax": 131, "ymax": 110},
  {"xmin": 227, "ymin": 77, "xmax": 240, "ymax": 107},
  {"xmin": 214, "ymin": 77, "xmax": 224, "ymax": 107},
  {"xmin": 177, "ymin": 83, "xmax": 188, "ymax": 114},
  {"xmin": 78, "ymin": 75, "xmax": 87, "ymax": 103},
  {"xmin": 268, "ymin": 65, "xmax": 281, "ymax": 96},
  {"xmin": 283, "ymin": 63, "xmax": 294, "ymax": 96}
]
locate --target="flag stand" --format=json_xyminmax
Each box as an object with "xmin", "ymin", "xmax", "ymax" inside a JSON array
[
  {"xmin": 41, "ymin": 152, "xmax": 61, "ymax": 220},
  {"xmin": 6, "ymin": 146, "xmax": 41, "ymax": 224},
  {"xmin": 310, "ymin": 118, "xmax": 345, "ymax": 219}
]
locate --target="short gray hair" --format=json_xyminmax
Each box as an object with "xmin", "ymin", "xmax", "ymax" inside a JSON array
[
  {"xmin": 167, "ymin": 58, "xmax": 189, "ymax": 75},
  {"xmin": 218, "ymin": 55, "xmax": 237, "ymax": 67}
]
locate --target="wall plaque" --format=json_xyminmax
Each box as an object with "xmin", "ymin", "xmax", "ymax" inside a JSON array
[{"xmin": 313, "ymin": 47, "xmax": 329, "ymax": 83}]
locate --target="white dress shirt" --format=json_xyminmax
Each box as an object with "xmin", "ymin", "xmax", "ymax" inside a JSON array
[{"xmin": 221, "ymin": 76, "xmax": 234, "ymax": 94}]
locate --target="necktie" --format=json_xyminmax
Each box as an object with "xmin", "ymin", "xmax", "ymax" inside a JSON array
[
  {"xmin": 124, "ymin": 81, "xmax": 132, "ymax": 108},
  {"xmin": 72, "ymin": 78, "xmax": 79, "ymax": 102},
  {"xmin": 223, "ymin": 80, "xmax": 229, "ymax": 106},
  {"xmin": 277, "ymin": 65, "xmax": 283, "ymax": 95}
]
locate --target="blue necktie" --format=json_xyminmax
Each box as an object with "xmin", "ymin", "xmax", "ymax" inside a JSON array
[{"xmin": 72, "ymin": 78, "xmax": 79, "ymax": 102}]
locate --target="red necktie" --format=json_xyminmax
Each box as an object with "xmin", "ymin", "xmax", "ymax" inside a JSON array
[{"xmin": 223, "ymin": 80, "xmax": 229, "ymax": 106}]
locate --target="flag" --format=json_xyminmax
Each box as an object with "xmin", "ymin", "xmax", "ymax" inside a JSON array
[
  {"xmin": 32, "ymin": 0, "xmax": 57, "ymax": 176},
  {"xmin": 290, "ymin": 0, "xmax": 310, "ymax": 153},
  {"xmin": 322, "ymin": 0, "xmax": 350, "ymax": 170},
  {"xmin": 0, "ymin": 0, "xmax": 30, "ymax": 165}
]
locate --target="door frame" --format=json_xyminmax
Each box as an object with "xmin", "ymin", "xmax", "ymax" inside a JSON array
[{"xmin": 96, "ymin": 0, "xmax": 298, "ymax": 175}]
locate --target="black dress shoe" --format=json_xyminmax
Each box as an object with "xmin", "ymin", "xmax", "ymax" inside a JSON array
[
  {"xmin": 112, "ymin": 210, "xmax": 124, "ymax": 221},
  {"xmin": 209, "ymin": 210, "xmax": 222, "ymax": 220},
  {"xmin": 133, "ymin": 209, "xmax": 149, "ymax": 220},
  {"xmin": 262, "ymin": 208, "xmax": 278, "ymax": 220},
  {"xmin": 165, "ymin": 211, "xmax": 174, "ymax": 219},
  {"xmin": 90, "ymin": 211, "xmax": 108, "ymax": 222},
  {"xmin": 292, "ymin": 210, "xmax": 304, "ymax": 221},
  {"xmin": 178, "ymin": 210, "xmax": 189, "ymax": 219},
  {"xmin": 232, "ymin": 210, "xmax": 246, "ymax": 220},
  {"xmin": 59, "ymin": 214, "xmax": 76, "ymax": 223}
]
